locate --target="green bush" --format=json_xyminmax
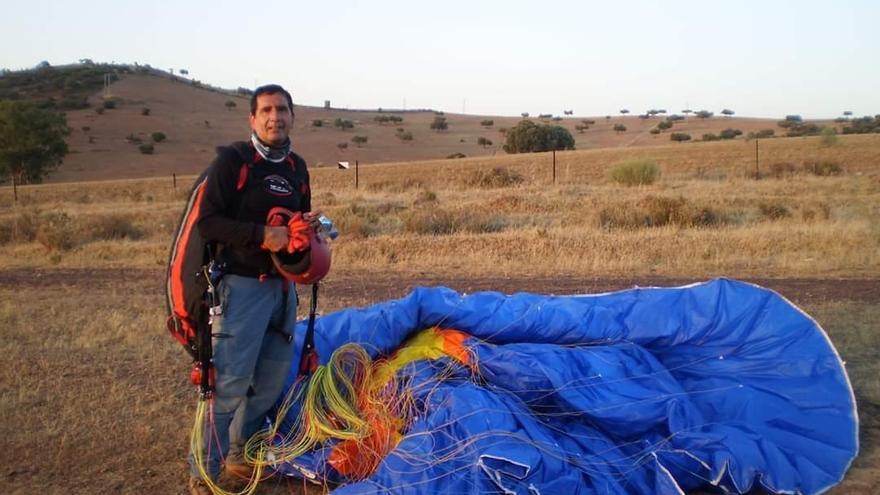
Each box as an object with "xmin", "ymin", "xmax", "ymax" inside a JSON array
[
  {"xmin": 480, "ymin": 119, "xmax": 494, "ymax": 127},
  {"xmin": 138, "ymin": 143, "xmax": 155, "ymax": 154},
  {"xmin": 333, "ymin": 118, "xmax": 354, "ymax": 130},
  {"xmin": 719, "ymin": 128, "xmax": 742, "ymax": 140},
  {"xmin": 609, "ymin": 159, "xmax": 661, "ymax": 186},
  {"xmin": 141, "ymin": 107, "xmax": 151, "ymax": 116},
  {"xmin": 151, "ymin": 131, "xmax": 166, "ymax": 143},
  {"xmin": 312, "ymin": 119, "xmax": 323, "ymax": 127},
  {"xmin": 430, "ymin": 116, "xmax": 448, "ymax": 131},
  {"xmin": 446, "ymin": 152, "xmax": 466, "ymax": 159},
  {"xmin": 702, "ymin": 133, "xmax": 719, "ymax": 141},
  {"xmin": 351, "ymin": 135, "xmax": 368, "ymax": 147},
  {"xmin": 396, "ymin": 130, "xmax": 413, "ymax": 141},
  {"xmin": 503, "ymin": 120, "xmax": 575, "ymax": 153},
  {"xmin": 670, "ymin": 132, "xmax": 691, "ymax": 142}
]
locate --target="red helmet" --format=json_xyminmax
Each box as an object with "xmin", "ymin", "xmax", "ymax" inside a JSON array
[{"xmin": 267, "ymin": 208, "xmax": 332, "ymax": 285}]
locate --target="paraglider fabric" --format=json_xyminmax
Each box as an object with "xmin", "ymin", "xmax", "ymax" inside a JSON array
[{"xmin": 273, "ymin": 278, "xmax": 858, "ymax": 494}]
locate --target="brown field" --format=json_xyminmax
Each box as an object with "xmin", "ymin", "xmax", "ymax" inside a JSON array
[{"xmin": 1, "ymin": 75, "xmax": 879, "ymax": 493}]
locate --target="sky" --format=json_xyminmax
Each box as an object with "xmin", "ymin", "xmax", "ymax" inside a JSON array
[{"xmin": 1, "ymin": 0, "xmax": 878, "ymax": 119}]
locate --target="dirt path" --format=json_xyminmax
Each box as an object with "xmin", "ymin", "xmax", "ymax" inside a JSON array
[{"xmin": 1, "ymin": 267, "xmax": 877, "ymax": 306}]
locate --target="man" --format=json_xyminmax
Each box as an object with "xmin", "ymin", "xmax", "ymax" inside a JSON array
[{"xmin": 188, "ymin": 84, "xmax": 320, "ymax": 494}]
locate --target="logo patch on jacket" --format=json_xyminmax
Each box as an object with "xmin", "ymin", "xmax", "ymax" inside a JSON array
[{"xmin": 264, "ymin": 175, "xmax": 293, "ymax": 196}]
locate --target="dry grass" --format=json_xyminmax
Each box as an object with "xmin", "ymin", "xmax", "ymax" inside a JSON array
[{"xmin": 2, "ymin": 138, "xmax": 877, "ymax": 277}]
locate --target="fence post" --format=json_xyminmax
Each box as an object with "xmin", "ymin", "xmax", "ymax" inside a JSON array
[
  {"xmin": 552, "ymin": 150, "xmax": 557, "ymax": 185},
  {"xmin": 755, "ymin": 139, "xmax": 760, "ymax": 180},
  {"xmin": 355, "ymin": 160, "xmax": 359, "ymax": 189},
  {"xmin": 12, "ymin": 175, "xmax": 17, "ymax": 203},
  {"xmin": 172, "ymin": 173, "xmax": 177, "ymax": 191}
]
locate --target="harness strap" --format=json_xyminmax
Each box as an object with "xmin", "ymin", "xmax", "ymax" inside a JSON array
[{"xmin": 298, "ymin": 283, "xmax": 320, "ymax": 376}]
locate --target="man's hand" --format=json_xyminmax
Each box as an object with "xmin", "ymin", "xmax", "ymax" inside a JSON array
[
  {"xmin": 303, "ymin": 209, "xmax": 323, "ymax": 229},
  {"xmin": 261, "ymin": 225, "xmax": 289, "ymax": 252}
]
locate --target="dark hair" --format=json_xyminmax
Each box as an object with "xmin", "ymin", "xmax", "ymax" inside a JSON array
[{"xmin": 250, "ymin": 84, "xmax": 294, "ymax": 115}]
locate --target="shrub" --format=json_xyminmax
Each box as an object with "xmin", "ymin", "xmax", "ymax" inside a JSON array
[
  {"xmin": 719, "ymin": 128, "xmax": 743, "ymax": 140},
  {"xmin": 102, "ymin": 99, "xmax": 116, "ymax": 109},
  {"xmin": 769, "ymin": 162, "xmax": 798, "ymax": 178},
  {"xmin": 748, "ymin": 129, "xmax": 775, "ymax": 139},
  {"xmin": 430, "ymin": 116, "xmax": 448, "ymax": 131},
  {"xmin": 312, "ymin": 119, "xmax": 323, "ymax": 127},
  {"xmin": 138, "ymin": 143, "xmax": 155, "ymax": 154},
  {"xmin": 609, "ymin": 159, "xmax": 661, "ymax": 186},
  {"xmin": 462, "ymin": 167, "xmax": 525, "ymax": 188},
  {"xmin": 820, "ymin": 127, "xmax": 838, "ymax": 147},
  {"xmin": 670, "ymin": 132, "xmax": 691, "ymax": 142},
  {"xmin": 414, "ymin": 189, "xmax": 438, "ymax": 204},
  {"xmin": 649, "ymin": 128, "xmax": 661, "ymax": 135},
  {"xmin": 85, "ymin": 215, "xmax": 143, "ymax": 241},
  {"xmin": 151, "ymin": 131, "xmax": 166, "ymax": 143},
  {"xmin": 334, "ymin": 118, "xmax": 354, "ymax": 130},
  {"xmin": 758, "ymin": 202, "xmax": 791, "ymax": 220},
  {"xmin": 35, "ymin": 211, "xmax": 75, "ymax": 251},
  {"xmin": 396, "ymin": 130, "xmax": 413, "ymax": 141},
  {"xmin": 657, "ymin": 121, "xmax": 672, "ymax": 130},
  {"xmin": 477, "ymin": 137, "xmax": 493, "ymax": 147},
  {"xmin": 480, "ymin": 119, "xmax": 494, "ymax": 127},
  {"xmin": 598, "ymin": 196, "xmax": 726, "ymax": 229},
  {"xmin": 337, "ymin": 142, "xmax": 348, "ymax": 150},
  {"xmin": 803, "ymin": 161, "xmax": 842, "ymax": 176},
  {"xmin": 404, "ymin": 209, "xmax": 458, "ymax": 235},
  {"xmin": 141, "ymin": 107, "xmax": 151, "ymax": 116},
  {"xmin": 446, "ymin": 152, "xmax": 466, "ymax": 159},
  {"xmin": 0, "ymin": 211, "xmax": 40, "ymax": 245},
  {"xmin": 224, "ymin": 100, "xmax": 237, "ymax": 110},
  {"xmin": 351, "ymin": 135, "xmax": 368, "ymax": 147},
  {"xmin": 81, "ymin": 126, "xmax": 91, "ymax": 133},
  {"xmin": 702, "ymin": 133, "xmax": 719, "ymax": 141},
  {"xmin": 613, "ymin": 124, "xmax": 627, "ymax": 133},
  {"xmin": 95, "ymin": 107, "xmax": 104, "ymax": 115}
]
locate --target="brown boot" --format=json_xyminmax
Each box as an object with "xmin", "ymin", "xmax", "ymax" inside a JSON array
[
  {"xmin": 221, "ymin": 458, "xmax": 256, "ymax": 487},
  {"xmin": 188, "ymin": 477, "xmax": 213, "ymax": 495}
]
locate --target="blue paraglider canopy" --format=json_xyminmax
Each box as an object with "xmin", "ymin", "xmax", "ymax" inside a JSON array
[{"xmin": 274, "ymin": 278, "xmax": 858, "ymax": 494}]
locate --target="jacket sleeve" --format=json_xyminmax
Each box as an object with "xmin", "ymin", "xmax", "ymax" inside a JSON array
[{"xmin": 197, "ymin": 147, "xmax": 264, "ymax": 247}]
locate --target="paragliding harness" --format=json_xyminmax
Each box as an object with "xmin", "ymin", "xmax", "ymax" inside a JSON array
[{"xmin": 165, "ymin": 149, "xmax": 321, "ymax": 398}]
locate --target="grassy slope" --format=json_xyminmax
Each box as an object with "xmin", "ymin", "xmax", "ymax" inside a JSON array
[{"xmin": 49, "ymin": 72, "xmax": 826, "ymax": 183}]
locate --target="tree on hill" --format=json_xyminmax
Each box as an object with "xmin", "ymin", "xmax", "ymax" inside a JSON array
[
  {"xmin": 695, "ymin": 110, "xmax": 713, "ymax": 119},
  {"xmin": 224, "ymin": 100, "xmax": 237, "ymax": 111},
  {"xmin": 481, "ymin": 119, "xmax": 494, "ymax": 128},
  {"xmin": 351, "ymin": 135, "xmax": 368, "ymax": 147},
  {"xmin": 670, "ymin": 132, "xmax": 691, "ymax": 142},
  {"xmin": 503, "ymin": 120, "xmax": 575, "ymax": 154},
  {"xmin": 334, "ymin": 118, "xmax": 355, "ymax": 130},
  {"xmin": 477, "ymin": 137, "xmax": 493, "ymax": 148},
  {"xmin": 843, "ymin": 111, "xmax": 853, "ymax": 119},
  {"xmin": 430, "ymin": 116, "xmax": 448, "ymax": 132},
  {"xmin": 619, "ymin": 109, "xmax": 630, "ymax": 116},
  {"xmin": 613, "ymin": 123, "xmax": 627, "ymax": 133},
  {"xmin": 0, "ymin": 101, "xmax": 70, "ymax": 185},
  {"xmin": 721, "ymin": 109, "xmax": 735, "ymax": 117}
]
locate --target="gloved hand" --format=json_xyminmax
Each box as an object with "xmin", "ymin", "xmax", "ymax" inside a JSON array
[{"xmin": 286, "ymin": 213, "xmax": 311, "ymax": 252}]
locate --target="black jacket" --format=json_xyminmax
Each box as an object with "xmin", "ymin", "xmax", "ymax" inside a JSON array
[{"xmin": 197, "ymin": 141, "xmax": 311, "ymax": 277}]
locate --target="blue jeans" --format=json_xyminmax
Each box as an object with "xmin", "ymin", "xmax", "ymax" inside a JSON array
[{"xmin": 188, "ymin": 274, "xmax": 297, "ymax": 480}]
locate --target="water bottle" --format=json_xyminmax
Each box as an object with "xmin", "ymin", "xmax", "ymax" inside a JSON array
[{"xmin": 318, "ymin": 215, "xmax": 339, "ymax": 240}]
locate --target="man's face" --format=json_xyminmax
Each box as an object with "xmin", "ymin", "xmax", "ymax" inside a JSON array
[{"xmin": 250, "ymin": 92, "xmax": 294, "ymax": 146}]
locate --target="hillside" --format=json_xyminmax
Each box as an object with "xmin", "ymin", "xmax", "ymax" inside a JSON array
[{"xmin": 2, "ymin": 67, "xmax": 837, "ymax": 183}]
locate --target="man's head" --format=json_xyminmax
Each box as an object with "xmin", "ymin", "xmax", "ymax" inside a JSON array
[{"xmin": 249, "ymin": 84, "xmax": 294, "ymax": 146}]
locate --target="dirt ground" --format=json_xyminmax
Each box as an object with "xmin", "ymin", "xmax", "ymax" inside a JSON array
[{"xmin": 1, "ymin": 267, "xmax": 877, "ymax": 306}]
